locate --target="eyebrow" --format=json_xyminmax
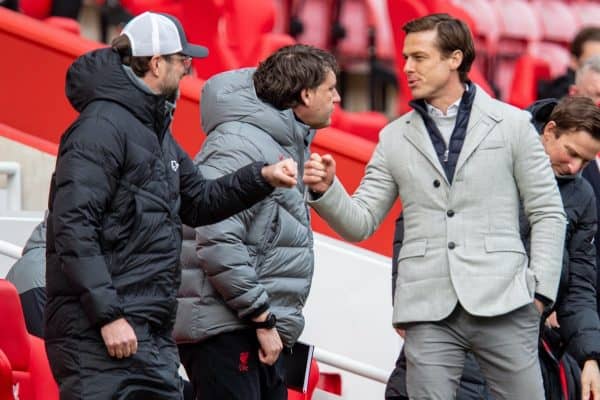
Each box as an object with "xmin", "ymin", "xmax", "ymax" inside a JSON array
[
  {"xmin": 402, "ymin": 51, "xmax": 428, "ymax": 58},
  {"xmin": 565, "ymin": 144, "xmax": 593, "ymax": 161}
]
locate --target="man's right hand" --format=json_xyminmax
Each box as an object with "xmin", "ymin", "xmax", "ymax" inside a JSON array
[
  {"xmin": 303, "ymin": 153, "xmax": 336, "ymax": 194},
  {"xmin": 261, "ymin": 158, "xmax": 298, "ymax": 188},
  {"xmin": 253, "ymin": 311, "xmax": 283, "ymax": 365},
  {"xmin": 100, "ymin": 317, "xmax": 138, "ymax": 359},
  {"xmin": 256, "ymin": 328, "xmax": 283, "ymax": 365}
]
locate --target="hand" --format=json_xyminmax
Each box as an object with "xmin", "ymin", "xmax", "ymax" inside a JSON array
[
  {"xmin": 395, "ymin": 328, "xmax": 406, "ymax": 338},
  {"xmin": 100, "ymin": 318, "xmax": 138, "ymax": 359},
  {"xmin": 253, "ymin": 312, "xmax": 283, "ymax": 366},
  {"xmin": 261, "ymin": 158, "xmax": 297, "ymax": 188},
  {"xmin": 303, "ymin": 153, "xmax": 336, "ymax": 194},
  {"xmin": 534, "ymin": 298, "xmax": 545, "ymax": 315},
  {"xmin": 581, "ymin": 359, "xmax": 600, "ymax": 400},
  {"xmin": 545, "ymin": 311, "xmax": 560, "ymax": 329}
]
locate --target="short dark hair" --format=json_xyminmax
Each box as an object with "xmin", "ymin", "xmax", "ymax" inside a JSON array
[
  {"xmin": 402, "ymin": 13, "xmax": 475, "ymax": 83},
  {"xmin": 253, "ymin": 44, "xmax": 339, "ymax": 110},
  {"xmin": 570, "ymin": 27, "xmax": 600, "ymax": 59},
  {"xmin": 111, "ymin": 34, "xmax": 177, "ymax": 77},
  {"xmin": 550, "ymin": 96, "xmax": 600, "ymax": 140}
]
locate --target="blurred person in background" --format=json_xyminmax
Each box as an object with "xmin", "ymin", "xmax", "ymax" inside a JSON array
[{"xmin": 538, "ymin": 27, "xmax": 600, "ymax": 100}]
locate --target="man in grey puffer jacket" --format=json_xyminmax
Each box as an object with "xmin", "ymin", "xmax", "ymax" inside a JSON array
[{"xmin": 174, "ymin": 45, "xmax": 340, "ymax": 400}]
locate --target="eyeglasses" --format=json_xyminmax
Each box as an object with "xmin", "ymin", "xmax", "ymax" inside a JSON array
[{"xmin": 166, "ymin": 53, "xmax": 192, "ymax": 69}]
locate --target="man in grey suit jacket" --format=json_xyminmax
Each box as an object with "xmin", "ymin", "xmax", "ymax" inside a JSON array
[{"xmin": 304, "ymin": 14, "xmax": 566, "ymax": 400}]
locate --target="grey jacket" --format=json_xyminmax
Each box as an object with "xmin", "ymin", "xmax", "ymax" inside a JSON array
[
  {"xmin": 6, "ymin": 219, "xmax": 47, "ymax": 337},
  {"xmin": 174, "ymin": 68, "xmax": 315, "ymax": 347},
  {"xmin": 308, "ymin": 86, "xmax": 566, "ymax": 326}
]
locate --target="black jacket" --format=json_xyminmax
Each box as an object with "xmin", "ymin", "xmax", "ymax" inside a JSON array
[
  {"xmin": 537, "ymin": 68, "xmax": 575, "ymax": 101},
  {"xmin": 582, "ymin": 161, "xmax": 600, "ymax": 315},
  {"xmin": 528, "ymin": 99, "xmax": 600, "ymax": 365},
  {"xmin": 45, "ymin": 48, "xmax": 274, "ymax": 340}
]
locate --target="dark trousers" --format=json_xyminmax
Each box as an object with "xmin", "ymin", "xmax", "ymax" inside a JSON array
[{"xmin": 179, "ymin": 330, "xmax": 287, "ymax": 400}]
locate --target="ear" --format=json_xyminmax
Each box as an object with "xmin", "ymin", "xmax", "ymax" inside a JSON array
[
  {"xmin": 449, "ymin": 50, "xmax": 464, "ymax": 71},
  {"xmin": 543, "ymin": 120, "xmax": 557, "ymax": 140},
  {"xmin": 150, "ymin": 55, "xmax": 162, "ymax": 77},
  {"xmin": 568, "ymin": 84, "xmax": 578, "ymax": 96},
  {"xmin": 300, "ymin": 87, "xmax": 312, "ymax": 107}
]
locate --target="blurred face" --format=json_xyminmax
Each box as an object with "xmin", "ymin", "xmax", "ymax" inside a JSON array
[
  {"xmin": 158, "ymin": 53, "xmax": 192, "ymax": 99},
  {"xmin": 578, "ymin": 40, "xmax": 600, "ymax": 66},
  {"xmin": 295, "ymin": 69, "xmax": 341, "ymax": 129},
  {"xmin": 542, "ymin": 122, "xmax": 600, "ymax": 175},
  {"xmin": 571, "ymin": 70, "xmax": 600, "ymax": 104},
  {"xmin": 402, "ymin": 29, "xmax": 462, "ymax": 102}
]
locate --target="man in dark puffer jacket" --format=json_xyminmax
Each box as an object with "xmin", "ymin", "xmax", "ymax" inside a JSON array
[
  {"xmin": 174, "ymin": 45, "xmax": 341, "ymax": 400},
  {"xmin": 45, "ymin": 12, "xmax": 298, "ymax": 400},
  {"xmin": 386, "ymin": 96, "xmax": 600, "ymax": 400}
]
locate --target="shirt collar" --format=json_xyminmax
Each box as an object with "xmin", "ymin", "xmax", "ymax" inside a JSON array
[{"xmin": 425, "ymin": 84, "xmax": 468, "ymax": 118}]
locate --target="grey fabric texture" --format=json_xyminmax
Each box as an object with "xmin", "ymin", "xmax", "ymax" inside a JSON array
[
  {"xmin": 174, "ymin": 68, "xmax": 315, "ymax": 347},
  {"xmin": 6, "ymin": 220, "xmax": 47, "ymax": 293}
]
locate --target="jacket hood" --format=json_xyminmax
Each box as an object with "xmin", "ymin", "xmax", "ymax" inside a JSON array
[
  {"xmin": 527, "ymin": 98, "xmax": 559, "ymax": 134},
  {"xmin": 200, "ymin": 68, "xmax": 311, "ymax": 147},
  {"xmin": 22, "ymin": 219, "xmax": 46, "ymax": 255},
  {"xmin": 66, "ymin": 48, "xmax": 165, "ymax": 129}
]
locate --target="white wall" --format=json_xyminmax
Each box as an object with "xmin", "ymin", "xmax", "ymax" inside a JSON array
[{"xmin": 301, "ymin": 233, "xmax": 402, "ymax": 399}]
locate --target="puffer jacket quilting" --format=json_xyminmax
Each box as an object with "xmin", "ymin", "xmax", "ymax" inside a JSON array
[{"xmin": 174, "ymin": 68, "xmax": 315, "ymax": 347}]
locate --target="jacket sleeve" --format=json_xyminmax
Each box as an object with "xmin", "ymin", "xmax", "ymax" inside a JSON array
[
  {"xmin": 512, "ymin": 114, "xmax": 567, "ymax": 303},
  {"xmin": 192, "ymin": 133, "xmax": 270, "ymax": 319},
  {"xmin": 391, "ymin": 212, "xmax": 404, "ymax": 304},
  {"xmin": 307, "ymin": 135, "xmax": 399, "ymax": 242},
  {"xmin": 50, "ymin": 116, "xmax": 124, "ymax": 327},
  {"xmin": 557, "ymin": 188, "xmax": 600, "ymax": 365},
  {"xmin": 176, "ymin": 139, "xmax": 274, "ymax": 227}
]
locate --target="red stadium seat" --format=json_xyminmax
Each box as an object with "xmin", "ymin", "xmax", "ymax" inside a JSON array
[
  {"xmin": 0, "ymin": 349, "xmax": 13, "ymax": 400},
  {"xmin": 335, "ymin": 0, "xmax": 394, "ymax": 62},
  {"xmin": 492, "ymin": 0, "xmax": 542, "ymax": 100},
  {"xmin": 19, "ymin": 0, "xmax": 81, "ymax": 35},
  {"xmin": 290, "ymin": 0, "xmax": 336, "ymax": 50},
  {"xmin": 287, "ymin": 358, "xmax": 321, "ymax": 399},
  {"xmin": 19, "ymin": 0, "xmax": 51, "ymax": 19},
  {"xmin": 570, "ymin": 1, "xmax": 600, "ymax": 28},
  {"xmin": 0, "ymin": 279, "xmax": 59, "ymax": 400},
  {"xmin": 451, "ymin": 0, "xmax": 500, "ymax": 83},
  {"xmin": 120, "ymin": 0, "xmax": 182, "ymax": 19},
  {"xmin": 182, "ymin": 0, "xmax": 295, "ymax": 79},
  {"xmin": 531, "ymin": 0, "xmax": 579, "ymax": 46},
  {"xmin": 331, "ymin": 104, "xmax": 389, "ymax": 142},
  {"xmin": 507, "ymin": 54, "xmax": 551, "ymax": 109}
]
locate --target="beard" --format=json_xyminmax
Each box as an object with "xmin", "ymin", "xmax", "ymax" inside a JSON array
[{"xmin": 160, "ymin": 83, "xmax": 179, "ymax": 102}]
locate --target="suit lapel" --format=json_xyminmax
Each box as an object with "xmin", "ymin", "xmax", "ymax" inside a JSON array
[
  {"xmin": 404, "ymin": 112, "xmax": 449, "ymax": 184},
  {"xmin": 454, "ymin": 91, "xmax": 502, "ymax": 177}
]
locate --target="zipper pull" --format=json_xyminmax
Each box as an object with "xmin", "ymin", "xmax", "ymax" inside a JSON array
[{"xmin": 443, "ymin": 149, "xmax": 449, "ymax": 163}]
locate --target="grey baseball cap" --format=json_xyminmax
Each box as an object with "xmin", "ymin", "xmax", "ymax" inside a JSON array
[{"xmin": 122, "ymin": 12, "xmax": 209, "ymax": 58}]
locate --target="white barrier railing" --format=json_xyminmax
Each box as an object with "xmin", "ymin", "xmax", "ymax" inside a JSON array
[
  {"xmin": 0, "ymin": 162, "xmax": 22, "ymax": 212},
  {"xmin": 0, "ymin": 238, "xmax": 392, "ymax": 386},
  {"xmin": 314, "ymin": 347, "xmax": 390, "ymax": 384},
  {"xmin": 0, "ymin": 240, "xmax": 22, "ymax": 259}
]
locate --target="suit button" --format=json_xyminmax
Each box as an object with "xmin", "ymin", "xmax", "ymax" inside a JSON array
[
  {"xmin": 448, "ymin": 242, "xmax": 456, "ymax": 250},
  {"xmin": 433, "ymin": 179, "xmax": 441, "ymax": 188},
  {"xmin": 447, "ymin": 210, "xmax": 455, "ymax": 217}
]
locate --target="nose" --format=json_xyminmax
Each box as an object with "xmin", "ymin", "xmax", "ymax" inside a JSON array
[
  {"xmin": 333, "ymin": 89, "xmax": 341, "ymax": 103},
  {"xmin": 568, "ymin": 159, "xmax": 584, "ymax": 174},
  {"xmin": 403, "ymin": 58, "xmax": 414, "ymax": 74}
]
